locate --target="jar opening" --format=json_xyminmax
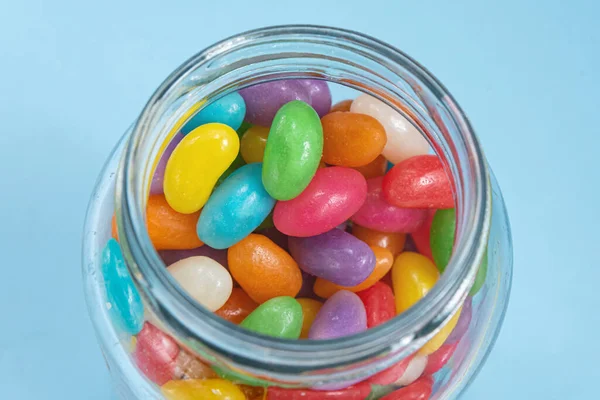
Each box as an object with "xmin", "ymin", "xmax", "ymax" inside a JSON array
[{"xmin": 114, "ymin": 25, "xmax": 491, "ymax": 384}]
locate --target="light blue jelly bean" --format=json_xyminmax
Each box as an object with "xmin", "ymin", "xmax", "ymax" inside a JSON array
[
  {"xmin": 181, "ymin": 92, "xmax": 246, "ymax": 134},
  {"xmin": 197, "ymin": 163, "xmax": 275, "ymax": 249},
  {"xmin": 102, "ymin": 238, "xmax": 144, "ymax": 335}
]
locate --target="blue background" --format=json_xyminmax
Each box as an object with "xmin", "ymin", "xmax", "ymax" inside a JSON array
[{"xmin": 0, "ymin": 0, "xmax": 597, "ymax": 399}]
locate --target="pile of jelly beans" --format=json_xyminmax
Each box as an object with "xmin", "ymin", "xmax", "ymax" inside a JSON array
[{"xmin": 103, "ymin": 79, "xmax": 486, "ymax": 400}]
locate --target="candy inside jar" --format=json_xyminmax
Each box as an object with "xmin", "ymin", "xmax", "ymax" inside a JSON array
[{"xmin": 104, "ymin": 78, "xmax": 485, "ymax": 400}]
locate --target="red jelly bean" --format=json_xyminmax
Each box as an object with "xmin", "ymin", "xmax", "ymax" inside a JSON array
[
  {"xmin": 422, "ymin": 342, "xmax": 458, "ymax": 375},
  {"xmin": 380, "ymin": 376, "xmax": 434, "ymax": 400},
  {"xmin": 382, "ymin": 155, "xmax": 453, "ymax": 209},
  {"xmin": 410, "ymin": 209, "xmax": 436, "ymax": 261},
  {"xmin": 133, "ymin": 322, "xmax": 180, "ymax": 385},
  {"xmin": 267, "ymin": 382, "xmax": 371, "ymax": 400},
  {"xmin": 357, "ymin": 282, "xmax": 396, "ymax": 328},
  {"xmin": 367, "ymin": 355, "xmax": 413, "ymax": 385}
]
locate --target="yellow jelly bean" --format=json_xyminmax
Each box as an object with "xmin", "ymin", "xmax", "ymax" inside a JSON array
[
  {"xmin": 240, "ymin": 125, "xmax": 269, "ymax": 163},
  {"xmin": 162, "ymin": 379, "xmax": 246, "ymax": 400},
  {"xmin": 164, "ymin": 123, "xmax": 240, "ymax": 214},
  {"xmin": 392, "ymin": 252, "xmax": 440, "ymax": 314},
  {"xmin": 297, "ymin": 298, "xmax": 323, "ymax": 339},
  {"xmin": 419, "ymin": 306, "xmax": 462, "ymax": 355}
]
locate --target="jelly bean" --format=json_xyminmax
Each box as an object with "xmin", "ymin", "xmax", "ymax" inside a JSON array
[
  {"xmin": 367, "ymin": 355, "xmax": 413, "ymax": 385},
  {"xmin": 394, "ymin": 356, "xmax": 428, "ymax": 386},
  {"xmin": 330, "ymin": 99, "xmax": 353, "ymax": 113},
  {"xmin": 352, "ymin": 224, "xmax": 406, "ymax": 256},
  {"xmin": 159, "ymin": 245, "xmax": 228, "ymax": 269},
  {"xmin": 422, "ymin": 342, "xmax": 458, "ymax": 375},
  {"xmin": 297, "ymin": 298, "xmax": 323, "ymax": 339},
  {"xmin": 429, "ymin": 208, "xmax": 487, "ymax": 295},
  {"xmin": 262, "ymin": 100, "xmax": 323, "ymax": 200},
  {"xmin": 297, "ymin": 79, "xmax": 332, "ymax": 117},
  {"xmin": 392, "ymin": 252, "xmax": 439, "ymax": 314},
  {"xmin": 228, "ymin": 234, "xmax": 302, "ymax": 303},
  {"xmin": 134, "ymin": 322, "xmax": 180, "ymax": 385},
  {"xmin": 386, "ymin": 161, "xmax": 394, "ymax": 172},
  {"xmin": 418, "ymin": 307, "xmax": 462, "ymax": 355},
  {"xmin": 267, "ymin": 382, "xmax": 371, "ymax": 400},
  {"xmin": 298, "ymin": 270, "xmax": 318, "ymax": 298},
  {"xmin": 167, "ymin": 256, "xmax": 233, "ymax": 311},
  {"xmin": 102, "ymin": 239, "xmax": 144, "ymax": 335},
  {"xmin": 241, "ymin": 125, "xmax": 269, "ymax": 163},
  {"xmin": 197, "ymin": 163, "xmax": 276, "ymax": 249},
  {"xmin": 352, "ymin": 155, "xmax": 388, "ymax": 180},
  {"xmin": 164, "ymin": 123, "xmax": 240, "ymax": 214},
  {"xmin": 382, "ymin": 155, "xmax": 453, "ymax": 209},
  {"xmin": 446, "ymin": 297, "xmax": 472, "ymax": 343},
  {"xmin": 308, "ymin": 290, "xmax": 367, "ymax": 340},
  {"xmin": 181, "ymin": 92, "xmax": 246, "ymax": 134},
  {"xmin": 321, "ymin": 112, "xmax": 386, "ymax": 167},
  {"xmin": 173, "ymin": 350, "xmax": 218, "ymax": 380},
  {"xmin": 410, "ymin": 210, "xmax": 436, "ymax": 261},
  {"xmin": 256, "ymin": 227, "xmax": 289, "ymax": 251},
  {"xmin": 352, "ymin": 177, "xmax": 427, "ymax": 233},
  {"xmin": 381, "ymin": 376, "xmax": 433, "ymax": 400},
  {"xmin": 215, "ymin": 288, "xmax": 259, "ymax": 324},
  {"xmin": 274, "ymin": 167, "xmax": 367, "ymax": 237},
  {"xmin": 430, "ymin": 208, "xmax": 455, "ymax": 272},
  {"xmin": 162, "ymin": 379, "xmax": 246, "ymax": 400},
  {"xmin": 150, "ymin": 132, "xmax": 184, "ymax": 195},
  {"xmin": 239, "ymin": 385, "xmax": 266, "ymax": 400},
  {"xmin": 289, "ymin": 229, "xmax": 376, "ymax": 287},
  {"xmin": 357, "ymin": 281, "xmax": 396, "ymax": 328},
  {"xmin": 313, "ymin": 246, "xmax": 393, "ymax": 298},
  {"xmin": 350, "ymin": 94, "xmax": 429, "ymax": 163},
  {"xmin": 240, "ymin": 80, "xmax": 311, "ymax": 126},
  {"xmin": 241, "ymin": 296, "xmax": 303, "ymax": 339}
]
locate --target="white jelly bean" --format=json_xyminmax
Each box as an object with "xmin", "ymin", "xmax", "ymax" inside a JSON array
[
  {"xmin": 350, "ymin": 94, "xmax": 430, "ymax": 163},
  {"xmin": 167, "ymin": 256, "xmax": 233, "ymax": 311},
  {"xmin": 395, "ymin": 355, "xmax": 428, "ymax": 386}
]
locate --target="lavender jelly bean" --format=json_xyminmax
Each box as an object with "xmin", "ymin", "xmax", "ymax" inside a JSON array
[{"xmin": 309, "ymin": 290, "xmax": 367, "ymax": 340}]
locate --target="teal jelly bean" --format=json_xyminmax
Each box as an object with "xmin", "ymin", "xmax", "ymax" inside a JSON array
[
  {"xmin": 181, "ymin": 92, "xmax": 246, "ymax": 134},
  {"xmin": 262, "ymin": 100, "xmax": 323, "ymax": 200},
  {"xmin": 430, "ymin": 208, "xmax": 455, "ymax": 273},
  {"xmin": 430, "ymin": 208, "xmax": 487, "ymax": 295},
  {"xmin": 102, "ymin": 238, "xmax": 144, "ymax": 335},
  {"xmin": 241, "ymin": 296, "xmax": 303, "ymax": 339},
  {"xmin": 197, "ymin": 163, "xmax": 275, "ymax": 249}
]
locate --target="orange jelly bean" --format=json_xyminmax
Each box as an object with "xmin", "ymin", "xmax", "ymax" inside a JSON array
[
  {"xmin": 215, "ymin": 288, "xmax": 259, "ymax": 324},
  {"xmin": 330, "ymin": 99, "xmax": 353, "ymax": 113},
  {"xmin": 297, "ymin": 298, "xmax": 323, "ymax": 339},
  {"xmin": 240, "ymin": 125, "xmax": 269, "ymax": 163},
  {"xmin": 352, "ymin": 224, "xmax": 406, "ymax": 256},
  {"xmin": 313, "ymin": 246, "xmax": 394, "ymax": 298},
  {"xmin": 321, "ymin": 112, "xmax": 387, "ymax": 167},
  {"xmin": 228, "ymin": 234, "xmax": 303, "ymax": 304},
  {"xmin": 352, "ymin": 155, "xmax": 388, "ymax": 179},
  {"xmin": 111, "ymin": 195, "xmax": 203, "ymax": 250}
]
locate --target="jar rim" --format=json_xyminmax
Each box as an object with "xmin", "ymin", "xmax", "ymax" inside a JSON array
[{"xmin": 115, "ymin": 24, "xmax": 491, "ymax": 383}]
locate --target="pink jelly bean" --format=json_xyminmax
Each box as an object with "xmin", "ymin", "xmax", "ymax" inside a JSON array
[
  {"xmin": 134, "ymin": 322, "xmax": 180, "ymax": 385},
  {"xmin": 274, "ymin": 167, "xmax": 367, "ymax": 237},
  {"xmin": 150, "ymin": 132, "xmax": 185, "ymax": 195},
  {"xmin": 351, "ymin": 177, "xmax": 427, "ymax": 233}
]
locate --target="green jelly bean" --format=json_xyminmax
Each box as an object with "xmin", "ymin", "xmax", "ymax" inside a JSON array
[
  {"xmin": 431, "ymin": 208, "xmax": 488, "ymax": 295},
  {"xmin": 430, "ymin": 209, "xmax": 455, "ymax": 273},
  {"xmin": 262, "ymin": 101, "xmax": 323, "ymax": 200},
  {"xmin": 213, "ymin": 367, "xmax": 270, "ymax": 387},
  {"xmin": 240, "ymin": 296, "xmax": 303, "ymax": 339}
]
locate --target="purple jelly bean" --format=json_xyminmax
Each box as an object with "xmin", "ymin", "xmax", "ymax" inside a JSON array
[
  {"xmin": 288, "ymin": 229, "xmax": 375, "ymax": 287},
  {"xmin": 309, "ymin": 290, "xmax": 367, "ymax": 340},
  {"xmin": 297, "ymin": 79, "xmax": 332, "ymax": 117},
  {"xmin": 159, "ymin": 246, "xmax": 228, "ymax": 269},
  {"xmin": 239, "ymin": 80, "xmax": 311, "ymax": 126},
  {"xmin": 446, "ymin": 297, "xmax": 472, "ymax": 344},
  {"xmin": 150, "ymin": 132, "xmax": 185, "ymax": 195},
  {"xmin": 351, "ymin": 177, "xmax": 428, "ymax": 233}
]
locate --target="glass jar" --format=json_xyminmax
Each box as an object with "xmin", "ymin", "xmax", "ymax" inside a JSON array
[{"xmin": 82, "ymin": 25, "xmax": 512, "ymax": 399}]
